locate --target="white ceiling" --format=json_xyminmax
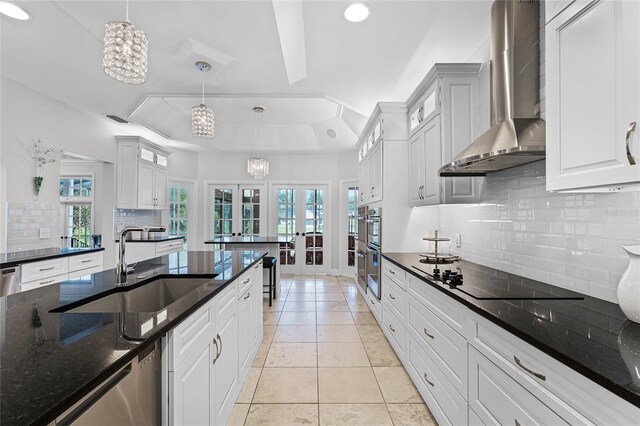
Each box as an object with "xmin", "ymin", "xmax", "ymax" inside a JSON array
[{"xmin": 0, "ymin": 0, "xmax": 492, "ymax": 152}]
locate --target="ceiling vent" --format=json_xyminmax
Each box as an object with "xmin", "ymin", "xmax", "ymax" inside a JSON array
[{"xmin": 106, "ymin": 115, "xmax": 130, "ymax": 124}]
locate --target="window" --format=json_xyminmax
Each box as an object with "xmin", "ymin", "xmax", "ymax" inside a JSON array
[
  {"xmin": 169, "ymin": 185, "xmax": 189, "ymax": 248},
  {"xmin": 213, "ymin": 188, "xmax": 234, "ymax": 238},
  {"xmin": 277, "ymin": 188, "xmax": 296, "ymax": 265},
  {"xmin": 347, "ymin": 186, "xmax": 358, "ymax": 267},
  {"xmin": 60, "ymin": 176, "xmax": 93, "ymax": 248}
]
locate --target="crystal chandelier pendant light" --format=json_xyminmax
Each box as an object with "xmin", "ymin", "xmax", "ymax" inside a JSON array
[
  {"xmin": 103, "ymin": 0, "xmax": 148, "ymax": 84},
  {"xmin": 247, "ymin": 106, "xmax": 270, "ymax": 180},
  {"xmin": 192, "ymin": 61, "xmax": 215, "ymax": 139}
]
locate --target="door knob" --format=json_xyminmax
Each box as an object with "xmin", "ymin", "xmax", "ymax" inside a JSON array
[
  {"xmin": 296, "ymin": 232, "xmax": 300, "ymax": 236},
  {"xmin": 302, "ymin": 233, "xmax": 306, "ymax": 236},
  {"xmin": 232, "ymin": 233, "xmax": 236, "ymax": 236}
]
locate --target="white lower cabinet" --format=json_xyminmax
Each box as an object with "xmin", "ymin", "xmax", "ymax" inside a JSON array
[
  {"xmin": 20, "ymin": 252, "xmax": 104, "ymax": 292},
  {"xmin": 170, "ymin": 330, "xmax": 217, "ymax": 425},
  {"xmin": 123, "ymin": 239, "xmax": 185, "ymax": 264},
  {"xmin": 167, "ymin": 261, "xmax": 264, "ymax": 426},
  {"xmin": 469, "ymin": 346, "xmax": 569, "ymax": 426},
  {"xmin": 377, "ymin": 259, "xmax": 640, "ymax": 426}
]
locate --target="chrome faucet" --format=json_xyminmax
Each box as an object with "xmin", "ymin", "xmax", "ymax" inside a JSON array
[{"xmin": 117, "ymin": 226, "xmax": 166, "ymax": 285}]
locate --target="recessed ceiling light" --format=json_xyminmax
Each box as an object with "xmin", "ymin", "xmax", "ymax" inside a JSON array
[
  {"xmin": 0, "ymin": 2, "xmax": 31, "ymax": 21},
  {"xmin": 344, "ymin": 2, "xmax": 371, "ymax": 23}
]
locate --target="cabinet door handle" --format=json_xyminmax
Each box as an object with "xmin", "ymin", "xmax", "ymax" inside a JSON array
[
  {"xmin": 371, "ymin": 186, "xmax": 374, "ymax": 197},
  {"xmin": 243, "ymin": 278, "xmax": 251, "ymax": 284},
  {"xmin": 40, "ymin": 279, "xmax": 55, "ymax": 285},
  {"xmin": 626, "ymin": 121, "xmax": 637, "ymax": 165},
  {"xmin": 423, "ymin": 373, "xmax": 435, "ymax": 387},
  {"xmin": 515, "ymin": 420, "xmax": 521, "ymax": 426},
  {"xmin": 389, "ymin": 324, "xmax": 396, "ymax": 332},
  {"xmin": 217, "ymin": 334, "xmax": 222, "ymax": 358},
  {"xmin": 423, "ymin": 328, "xmax": 434, "ymax": 339},
  {"xmin": 244, "ymin": 292, "xmax": 251, "ymax": 300},
  {"xmin": 39, "ymin": 266, "xmax": 55, "ymax": 271},
  {"xmin": 513, "ymin": 355, "xmax": 546, "ymax": 381},
  {"xmin": 212, "ymin": 336, "xmax": 219, "ymax": 365},
  {"xmin": 389, "ymin": 294, "xmax": 396, "ymax": 300}
]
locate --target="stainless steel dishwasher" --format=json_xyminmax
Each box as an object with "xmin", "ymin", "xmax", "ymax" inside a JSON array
[{"xmin": 56, "ymin": 341, "xmax": 161, "ymax": 426}]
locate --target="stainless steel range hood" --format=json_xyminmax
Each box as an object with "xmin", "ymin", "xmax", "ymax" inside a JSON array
[{"xmin": 440, "ymin": 0, "xmax": 545, "ymax": 177}]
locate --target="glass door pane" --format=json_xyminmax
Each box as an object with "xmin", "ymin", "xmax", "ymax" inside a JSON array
[
  {"xmin": 304, "ymin": 189, "xmax": 324, "ymax": 266},
  {"xmin": 241, "ymin": 187, "xmax": 261, "ymax": 237},
  {"xmin": 347, "ymin": 186, "xmax": 358, "ymax": 267},
  {"xmin": 276, "ymin": 188, "xmax": 296, "ymax": 267},
  {"xmin": 212, "ymin": 186, "xmax": 235, "ymax": 239}
]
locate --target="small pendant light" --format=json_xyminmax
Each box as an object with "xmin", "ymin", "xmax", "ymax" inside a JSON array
[
  {"xmin": 103, "ymin": 0, "xmax": 148, "ymax": 84},
  {"xmin": 247, "ymin": 106, "xmax": 270, "ymax": 179},
  {"xmin": 192, "ymin": 61, "xmax": 215, "ymax": 139}
]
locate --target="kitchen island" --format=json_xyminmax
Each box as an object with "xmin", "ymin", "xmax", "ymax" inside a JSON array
[{"xmin": 0, "ymin": 249, "xmax": 265, "ymax": 425}]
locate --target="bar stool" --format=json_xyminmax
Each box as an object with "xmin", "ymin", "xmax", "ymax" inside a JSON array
[{"xmin": 263, "ymin": 256, "xmax": 277, "ymax": 306}]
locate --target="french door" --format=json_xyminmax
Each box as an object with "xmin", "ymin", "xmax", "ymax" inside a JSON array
[
  {"xmin": 272, "ymin": 184, "xmax": 330, "ymax": 275},
  {"xmin": 209, "ymin": 183, "xmax": 265, "ymax": 240}
]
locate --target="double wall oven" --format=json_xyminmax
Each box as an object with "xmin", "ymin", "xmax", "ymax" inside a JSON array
[{"xmin": 356, "ymin": 206, "xmax": 382, "ymax": 300}]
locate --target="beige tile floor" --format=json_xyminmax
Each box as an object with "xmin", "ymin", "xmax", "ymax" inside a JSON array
[{"xmin": 227, "ymin": 275, "xmax": 438, "ymax": 426}]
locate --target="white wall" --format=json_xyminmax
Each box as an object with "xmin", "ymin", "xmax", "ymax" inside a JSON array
[
  {"xmin": 0, "ymin": 77, "xmax": 199, "ymax": 266},
  {"xmin": 195, "ymin": 151, "xmax": 357, "ymax": 272}
]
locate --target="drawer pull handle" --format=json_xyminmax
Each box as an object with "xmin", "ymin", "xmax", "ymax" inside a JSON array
[
  {"xmin": 626, "ymin": 121, "xmax": 637, "ymax": 165},
  {"xmin": 389, "ymin": 325, "xmax": 396, "ymax": 332},
  {"xmin": 212, "ymin": 336, "xmax": 219, "ymax": 365},
  {"xmin": 514, "ymin": 355, "xmax": 546, "ymax": 381},
  {"xmin": 81, "ymin": 259, "xmax": 93, "ymax": 263},
  {"xmin": 244, "ymin": 292, "xmax": 251, "ymax": 300},
  {"xmin": 389, "ymin": 270, "xmax": 396, "ymax": 275},
  {"xmin": 40, "ymin": 279, "xmax": 55, "ymax": 285},
  {"xmin": 423, "ymin": 328, "xmax": 434, "ymax": 339},
  {"xmin": 243, "ymin": 278, "xmax": 251, "ymax": 284},
  {"xmin": 389, "ymin": 294, "xmax": 396, "ymax": 300},
  {"xmin": 423, "ymin": 373, "xmax": 434, "ymax": 387},
  {"xmin": 39, "ymin": 266, "xmax": 55, "ymax": 271}
]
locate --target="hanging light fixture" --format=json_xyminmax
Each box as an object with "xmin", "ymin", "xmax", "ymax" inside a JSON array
[
  {"xmin": 192, "ymin": 61, "xmax": 215, "ymax": 139},
  {"xmin": 247, "ymin": 106, "xmax": 270, "ymax": 179},
  {"xmin": 103, "ymin": 0, "xmax": 148, "ymax": 84}
]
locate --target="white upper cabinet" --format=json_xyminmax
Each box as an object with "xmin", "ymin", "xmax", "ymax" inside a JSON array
[
  {"xmin": 116, "ymin": 136, "xmax": 171, "ymax": 210},
  {"xmin": 546, "ymin": 0, "xmax": 640, "ymax": 192},
  {"xmin": 407, "ymin": 64, "xmax": 482, "ymax": 206},
  {"xmin": 357, "ymin": 104, "xmax": 406, "ymax": 205}
]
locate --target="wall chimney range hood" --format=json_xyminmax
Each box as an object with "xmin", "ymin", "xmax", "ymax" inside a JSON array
[{"xmin": 439, "ymin": 0, "xmax": 545, "ymax": 177}]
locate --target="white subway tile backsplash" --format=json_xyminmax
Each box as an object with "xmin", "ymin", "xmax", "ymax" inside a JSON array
[
  {"xmin": 6, "ymin": 202, "xmax": 61, "ymax": 252},
  {"xmin": 438, "ymin": 161, "xmax": 640, "ymax": 303}
]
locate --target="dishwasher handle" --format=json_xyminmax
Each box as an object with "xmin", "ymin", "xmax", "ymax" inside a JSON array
[{"xmin": 56, "ymin": 363, "xmax": 133, "ymax": 426}]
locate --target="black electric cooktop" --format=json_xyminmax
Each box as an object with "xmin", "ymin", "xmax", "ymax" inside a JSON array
[{"xmin": 411, "ymin": 261, "xmax": 584, "ymax": 301}]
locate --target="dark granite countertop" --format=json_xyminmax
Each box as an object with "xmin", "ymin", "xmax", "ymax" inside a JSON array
[
  {"xmin": 0, "ymin": 247, "xmax": 105, "ymax": 269},
  {"xmin": 382, "ymin": 252, "xmax": 640, "ymax": 408},
  {"xmin": 0, "ymin": 249, "xmax": 266, "ymax": 426},
  {"xmin": 113, "ymin": 235, "xmax": 185, "ymax": 243},
  {"xmin": 206, "ymin": 236, "xmax": 293, "ymax": 245}
]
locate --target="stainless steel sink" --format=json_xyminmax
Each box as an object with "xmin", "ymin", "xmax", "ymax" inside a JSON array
[{"xmin": 64, "ymin": 277, "xmax": 215, "ymax": 313}]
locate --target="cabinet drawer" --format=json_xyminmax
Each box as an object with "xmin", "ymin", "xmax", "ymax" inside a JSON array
[
  {"xmin": 469, "ymin": 346, "xmax": 570, "ymax": 426},
  {"xmin": 470, "ymin": 314, "xmax": 631, "ymax": 425},
  {"xmin": 405, "ymin": 337, "xmax": 467, "ymax": 426},
  {"xmin": 382, "ymin": 276, "xmax": 407, "ymax": 322},
  {"xmin": 217, "ymin": 280, "xmax": 237, "ymax": 321},
  {"xmin": 407, "ymin": 273, "xmax": 466, "ymax": 335},
  {"xmin": 382, "ymin": 303, "xmax": 405, "ymax": 359},
  {"xmin": 407, "ymin": 297, "xmax": 467, "ymax": 399},
  {"xmin": 68, "ymin": 265, "xmax": 102, "ymax": 280},
  {"xmin": 237, "ymin": 270, "xmax": 253, "ymax": 296},
  {"xmin": 20, "ymin": 273, "xmax": 67, "ymax": 291},
  {"xmin": 169, "ymin": 299, "xmax": 215, "ymax": 369},
  {"xmin": 365, "ymin": 291, "xmax": 382, "ymax": 322},
  {"xmin": 382, "ymin": 260, "xmax": 406, "ymax": 289},
  {"xmin": 21, "ymin": 258, "xmax": 69, "ymax": 283},
  {"xmin": 155, "ymin": 239, "xmax": 184, "ymax": 256},
  {"xmin": 69, "ymin": 252, "xmax": 103, "ymax": 273}
]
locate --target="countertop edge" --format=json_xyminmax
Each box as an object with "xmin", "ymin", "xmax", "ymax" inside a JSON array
[
  {"xmin": 0, "ymin": 247, "xmax": 106, "ymax": 269},
  {"xmin": 31, "ymin": 251, "xmax": 267, "ymax": 426},
  {"xmin": 380, "ymin": 253, "xmax": 640, "ymax": 409}
]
